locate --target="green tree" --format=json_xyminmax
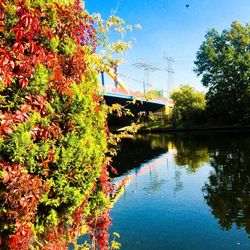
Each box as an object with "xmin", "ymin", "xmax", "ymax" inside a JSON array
[
  {"xmin": 146, "ymin": 89, "xmax": 164, "ymax": 98},
  {"xmin": 170, "ymin": 85, "xmax": 206, "ymax": 126},
  {"xmin": 194, "ymin": 21, "xmax": 250, "ymax": 123}
]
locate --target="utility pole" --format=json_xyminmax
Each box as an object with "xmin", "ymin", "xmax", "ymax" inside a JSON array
[
  {"xmin": 133, "ymin": 62, "xmax": 160, "ymax": 94},
  {"xmin": 163, "ymin": 53, "xmax": 175, "ymax": 96}
]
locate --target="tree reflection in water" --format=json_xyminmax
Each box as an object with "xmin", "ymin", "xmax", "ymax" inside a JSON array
[
  {"xmin": 167, "ymin": 132, "xmax": 250, "ymax": 237},
  {"xmin": 168, "ymin": 132, "xmax": 250, "ymax": 237},
  {"xmin": 202, "ymin": 135, "xmax": 250, "ymax": 236},
  {"xmin": 171, "ymin": 135, "xmax": 210, "ymax": 173}
]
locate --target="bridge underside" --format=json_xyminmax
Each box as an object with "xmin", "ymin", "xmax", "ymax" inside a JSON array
[{"xmin": 103, "ymin": 92, "xmax": 165, "ymax": 113}]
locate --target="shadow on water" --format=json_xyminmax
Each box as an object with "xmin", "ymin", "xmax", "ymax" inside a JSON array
[
  {"xmin": 112, "ymin": 131, "xmax": 250, "ymax": 239},
  {"xmin": 111, "ymin": 135, "xmax": 167, "ymax": 177}
]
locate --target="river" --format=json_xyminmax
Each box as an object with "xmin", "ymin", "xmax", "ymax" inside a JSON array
[{"xmin": 109, "ymin": 131, "xmax": 250, "ymax": 250}]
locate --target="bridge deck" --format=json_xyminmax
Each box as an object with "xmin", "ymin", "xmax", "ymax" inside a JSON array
[{"xmin": 103, "ymin": 91, "xmax": 166, "ymax": 113}]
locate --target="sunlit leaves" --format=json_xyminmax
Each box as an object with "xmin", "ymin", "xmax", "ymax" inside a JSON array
[
  {"xmin": 194, "ymin": 21, "xmax": 250, "ymax": 123},
  {"xmin": 0, "ymin": 0, "xmax": 110, "ymax": 249},
  {"xmin": 170, "ymin": 85, "xmax": 206, "ymax": 126}
]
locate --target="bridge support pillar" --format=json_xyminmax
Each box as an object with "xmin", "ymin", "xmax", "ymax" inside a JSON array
[{"xmin": 101, "ymin": 72, "xmax": 105, "ymax": 86}]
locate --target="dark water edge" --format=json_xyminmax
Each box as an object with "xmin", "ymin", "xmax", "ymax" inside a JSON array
[
  {"xmin": 138, "ymin": 125, "xmax": 250, "ymax": 134},
  {"xmin": 109, "ymin": 131, "xmax": 250, "ymax": 250}
]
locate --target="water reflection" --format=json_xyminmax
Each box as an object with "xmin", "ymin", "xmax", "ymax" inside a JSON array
[
  {"xmin": 111, "ymin": 135, "xmax": 167, "ymax": 177},
  {"xmin": 172, "ymin": 138, "xmax": 210, "ymax": 172},
  {"xmin": 143, "ymin": 169, "xmax": 166, "ymax": 195},
  {"xmin": 112, "ymin": 131, "xmax": 250, "ymax": 240},
  {"xmin": 202, "ymin": 134, "xmax": 250, "ymax": 236}
]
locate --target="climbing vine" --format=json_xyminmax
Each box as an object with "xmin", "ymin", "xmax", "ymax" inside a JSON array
[{"xmin": 0, "ymin": 0, "xmax": 131, "ymax": 249}]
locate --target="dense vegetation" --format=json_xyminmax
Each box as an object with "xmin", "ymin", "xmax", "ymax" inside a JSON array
[
  {"xmin": 194, "ymin": 21, "xmax": 250, "ymax": 124},
  {"xmin": 0, "ymin": 0, "xmax": 128, "ymax": 249},
  {"xmin": 169, "ymin": 85, "xmax": 206, "ymax": 127}
]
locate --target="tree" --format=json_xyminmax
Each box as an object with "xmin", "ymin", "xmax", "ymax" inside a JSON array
[
  {"xmin": 194, "ymin": 21, "xmax": 250, "ymax": 123},
  {"xmin": 170, "ymin": 85, "xmax": 206, "ymax": 126},
  {"xmin": 146, "ymin": 89, "xmax": 164, "ymax": 98}
]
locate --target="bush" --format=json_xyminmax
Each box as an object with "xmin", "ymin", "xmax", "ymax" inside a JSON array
[
  {"xmin": 170, "ymin": 85, "xmax": 206, "ymax": 126},
  {"xmin": 0, "ymin": 0, "xmax": 113, "ymax": 249}
]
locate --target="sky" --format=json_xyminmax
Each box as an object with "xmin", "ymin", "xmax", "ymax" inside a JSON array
[{"xmin": 85, "ymin": 0, "xmax": 250, "ymax": 95}]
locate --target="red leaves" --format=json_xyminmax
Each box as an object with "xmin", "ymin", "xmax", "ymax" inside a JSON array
[
  {"xmin": 38, "ymin": 149, "xmax": 55, "ymax": 176},
  {"xmin": 110, "ymin": 166, "xmax": 118, "ymax": 175},
  {"xmin": 31, "ymin": 123, "xmax": 62, "ymax": 141},
  {"xmin": 26, "ymin": 95, "xmax": 47, "ymax": 115},
  {"xmin": 8, "ymin": 222, "xmax": 32, "ymax": 250},
  {"xmin": 1, "ymin": 163, "xmax": 48, "ymax": 221},
  {"xmin": 0, "ymin": 1, "xmax": 109, "ymax": 249},
  {"xmin": 92, "ymin": 93, "xmax": 101, "ymax": 102},
  {"xmin": 43, "ymin": 224, "xmax": 69, "ymax": 250},
  {"xmin": 13, "ymin": 42, "xmax": 24, "ymax": 54},
  {"xmin": 0, "ymin": 105, "xmax": 30, "ymax": 137},
  {"xmin": 0, "ymin": 49, "xmax": 16, "ymax": 88},
  {"xmin": 99, "ymin": 160, "xmax": 115, "ymax": 194},
  {"xmin": 13, "ymin": 105, "xmax": 30, "ymax": 123},
  {"xmin": 0, "ymin": 3, "xmax": 6, "ymax": 33},
  {"xmin": 2, "ymin": 170, "xmax": 10, "ymax": 184},
  {"xmin": 52, "ymin": 65, "xmax": 64, "ymax": 82},
  {"xmin": 14, "ymin": 4, "xmax": 42, "ymax": 42},
  {"xmin": 21, "ymin": 13, "xmax": 33, "ymax": 29},
  {"xmin": 43, "ymin": 26, "xmax": 55, "ymax": 40},
  {"xmin": 19, "ymin": 77, "xmax": 29, "ymax": 87},
  {"xmin": 86, "ymin": 212, "xmax": 112, "ymax": 250},
  {"xmin": 0, "ymin": 112, "xmax": 14, "ymax": 137}
]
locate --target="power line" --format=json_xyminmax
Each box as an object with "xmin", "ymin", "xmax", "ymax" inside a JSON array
[
  {"xmin": 118, "ymin": 73, "xmax": 144, "ymax": 84},
  {"xmin": 163, "ymin": 52, "xmax": 175, "ymax": 95},
  {"xmin": 132, "ymin": 62, "xmax": 161, "ymax": 94}
]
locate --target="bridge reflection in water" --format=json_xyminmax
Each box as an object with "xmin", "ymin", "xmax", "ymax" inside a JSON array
[{"xmin": 110, "ymin": 135, "xmax": 177, "ymax": 207}]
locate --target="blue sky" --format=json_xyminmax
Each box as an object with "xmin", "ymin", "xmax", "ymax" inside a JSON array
[{"xmin": 85, "ymin": 0, "xmax": 250, "ymax": 95}]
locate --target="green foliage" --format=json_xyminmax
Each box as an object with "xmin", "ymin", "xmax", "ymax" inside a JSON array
[
  {"xmin": 0, "ymin": 0, "xmax": 130, "ymax": 248},
  {"xmin": 50, "ymin": 35, "xmax": 60, "ymax": 53},
  {"xmin": 111, "ymin": 232, "xmax": 121, "ymax": 250},
  {"xmin": 29, "ymin": 64, "xmax": 49, "ymax": 95},
  {"xmin": 194, "ymin": 21, "xmax": 250, "ymax": 123},
  {"xmin": 146, "ymin": 90, "xmax": 164, "ymax": 98},
  {"xmin": 62, "ymin": 37, "xmax": 77, "ymax": 56},
  {"xmin": 170, "ymin": 85, "xmax": 206, "ymax": 126}
]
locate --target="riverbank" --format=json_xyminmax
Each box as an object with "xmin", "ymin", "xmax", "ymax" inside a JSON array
[
  {"xmin": 138, "ymin": 124, "xmax": 250, "ymax": 133},
  {"xmin": 111, "ymin": 123, "xmax": 250, "ymax": 134}
]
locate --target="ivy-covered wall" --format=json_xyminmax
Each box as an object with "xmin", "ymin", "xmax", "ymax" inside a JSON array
[{"xmin": 0, "ymin": 0, "xmax": 112, "ymax": 249}]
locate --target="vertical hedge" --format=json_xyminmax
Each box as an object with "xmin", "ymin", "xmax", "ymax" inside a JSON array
[{"xmin": 0, "ymin": 0, "xmax": 111, "ymax": 249}]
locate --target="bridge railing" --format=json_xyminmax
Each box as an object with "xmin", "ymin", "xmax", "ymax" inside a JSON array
[{"xmin": 100, "ymin": 86, "xmax": 174, "ymax": 106}]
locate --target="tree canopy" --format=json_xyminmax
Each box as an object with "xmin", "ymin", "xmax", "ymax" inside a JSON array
[
  {"xmin": 194, "ymin": 21, "xmax": 250, "ymax": 123},
  {"xmin": 170, "ymin": 85, "xmax": 206, "ymax": 126}
]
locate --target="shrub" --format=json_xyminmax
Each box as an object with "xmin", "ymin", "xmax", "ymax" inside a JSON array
[{"xmin": 0, "ymin": 0, "xmax": 114, "ymax": 249}]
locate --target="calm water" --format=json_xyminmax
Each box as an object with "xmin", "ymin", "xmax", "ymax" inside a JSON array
[{"xmin": 110, "ymin": 131, "xmax": 250, "ymax": 250}]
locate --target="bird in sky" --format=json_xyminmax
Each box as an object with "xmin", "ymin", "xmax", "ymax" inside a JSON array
[{"xmin": 186, "ymin": 4, "xmax": 190, "ymax": 8}]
